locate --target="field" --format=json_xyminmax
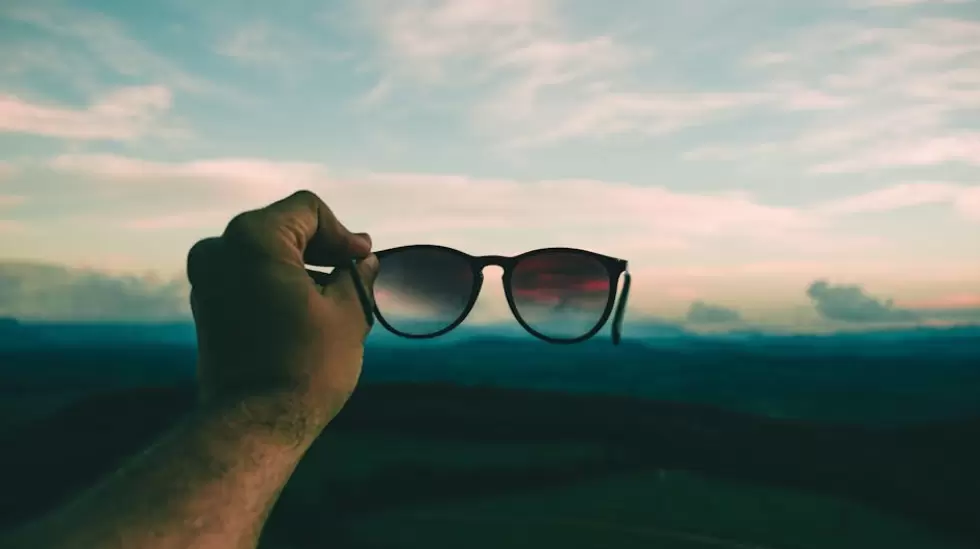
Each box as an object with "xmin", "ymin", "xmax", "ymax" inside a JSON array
[{"xmin": 0, "ymin": 322, "xmax": 978, "ymax": 548}]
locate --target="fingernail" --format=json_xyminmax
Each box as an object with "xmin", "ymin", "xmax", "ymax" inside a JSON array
[{"xmin": 353, "ymin": 232, "xmax": 372, "ymax": 251}]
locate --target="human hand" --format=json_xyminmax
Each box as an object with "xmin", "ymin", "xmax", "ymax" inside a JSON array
[{"xmin": 186, "ymin": 190, "xmax": 378, "ymax": 430}]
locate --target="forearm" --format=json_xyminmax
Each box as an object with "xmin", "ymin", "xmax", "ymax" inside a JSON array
[{"xmin": 3, "ymin": 392, "xmax": 327, "ymax": 549}]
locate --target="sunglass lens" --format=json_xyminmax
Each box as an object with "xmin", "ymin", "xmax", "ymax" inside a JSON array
[
  {"xmin": 374, "ymin": 248, "xmax": 475, "ymax": 336},
  {"xmin": 509, "ymin": 251, "xmax": 612, "ymax": 340}
]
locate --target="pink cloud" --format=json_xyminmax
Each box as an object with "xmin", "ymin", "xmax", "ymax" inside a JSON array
[
  {"xmin": 512, "ymin": 91, "xmax": 765, "ymax": 147},
  {"xmin": 0, "ymin": 86, "xmax": 173, "ymax": 141},
  {"xmin": 50, "ymin": 154, "xmax": 319, "ymax": 201},
  {"xmin": 901, "ymin": 293, "xmax": 980, "ymax": 309},
  {"xmin": 813, "ymin": 134, "xmax": 980, "ymax": 173},
  {"xmin": 855, "ymin": 0, "xmax": 972, "ymax": 7},
  {"xmin": 816, "ymin": 181, "xmax": 980, "ymax": 221},
  {"xmin": 49, "ymin": 154, "xmax": 822, "ymax": 262},
  {"xmin": 0, "ymin": 220, "xmax": 26, "ymax": 233},
  {"xmin": 0, "ymin": 195, "xmax": 26, "ymax": 207}
]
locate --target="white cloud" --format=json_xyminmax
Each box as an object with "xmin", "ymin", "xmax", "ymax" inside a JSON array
[
  {"xmin": 1, "ymin": 5, "xmax": 219, "ymax": 97},
  {"xmin": 362, "ymin": 1, "xmax": 980, "ymax": 151},
  {"xmin": 47, "ymin": 153, "xmax": 824, "ymax": 262},
  {"xmin": 0, "ymin": 195, "xmax": 26, "ymax": 207},
  {"xmin": 60, "ymin": 154, "xmax": 979, "ymax": 266},
  {"xmin": 0, "ymin": 261, "xmax": 189, "ymax": 322},
  {"xmin": 363, "ymin": 0, "xmax": 737, "ymax": 145},
  {"xmin": 0, "ymin": 162, "xmax": 15, "ymax": 180},
  {"xmin": 0, "ymin": 86, "xmax": 174, "ymax": 141},
  {"xmin": 368, "ymin": 0, "xmax": 555, "ymax": 68},
  {"xmin": 744, "ymin": 51, "xmax": 794, "ymax": 67},
  {"xmin": 812, "ymin": 134, "xmax": 980, "ymax": 173},
  {"xmin": 698, "ymin": 17, "xmax": 980, "ymax": 172},
  {"xmin": 816, "ymin": 181, "xmax": 980, "ymax": 221},
  {"xmin": 772, "ymin": 86, "xmax": 854, "ymax": 111},
  {"xmin": 50, "ymin": 154, "xmax": 318, "ymax": 201},
  {"xmin": 18, "ymin": 154, "xmax": 980, "ymax": 324},
  {"xmin": 0, "ymin": 220, "xmax": 26, "ymax": 234},
  {"xmin": 854, "ymin": 0, "xmax": 972, "ymax": 7},
  {"xmin": 215, "ymin": 22, "xmax": 348, "ymax": 68},
  {"xmin": 507, "ymin": 91, "xmax": 764, "ymax": 147},
  {"xmin": 355, "ymin": 77, "xmax": 394, "ymax": 109},
  {"xmin": 0, "ymin": 192, "xmax": 26, "ymax": 234},
  {"xmin": 39, "ymin": 152, "xmax": 920, "ymax": 324}
]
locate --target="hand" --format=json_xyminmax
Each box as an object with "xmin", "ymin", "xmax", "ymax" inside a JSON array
[{"xmin": 186, "ymin": 190, "xmax": 378, "ymax": 429}]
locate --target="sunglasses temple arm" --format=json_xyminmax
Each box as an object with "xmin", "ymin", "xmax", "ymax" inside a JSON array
[
  {"xmin": 304, "ymin": 262, "xmax": 376, "ymax": 329},
  {"xmin": 611, "ymin": 265, "xmax": 631, "ymax": 345},
  {"xmin": 347, "ymin": 259, "xmax": 376, "ymax": 329}
]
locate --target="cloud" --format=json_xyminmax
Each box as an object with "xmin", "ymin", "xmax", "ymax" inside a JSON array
[
  {"xmin": 0, "ymin": 195, "xmax": 25, "ymax": 207},
  {"xmin": 0, "ymin": 221, "xmax": 25, "ymax": 233},
  {"xmin": 363, "ymin": 0, "xmax": 759, "ymax": 146},
  {"xmin": 0, "ymin": 191, "xmax": 25, "ymax": 234},
  {"xmin": 898, "ymin": 293, "xmax": 980, "ymax": 324},
  {"xmin": 695, "ymin": 17, "xmax": 980, "ymax": 172},
  {"xmin": 1, "ymin": 5, "xmax": 219, "ymax": 97},
  {"xmin": 215, "ymin": 22, "xmax": 348, "ymax": 69},
  {"xmin": 365, "ymin": 0, "xmax": 943, "ymax": 148},
  {"xmin": 505, "ymin": 91, "xmax": 764, "ymax": 148},
  {"xmin": 50, "ymin": 154, "xmax": 320, "ymax": 197},
  {"xmin": 744, "ymin": 51, "xmax": 794, "ymax": 68},
  {"xmin": 854, "ymin": 0, "xmax": 972, "ymax": 7},
  {"xmin": 811, "ymin": 134, "xmax": 980, "ymax": 173},
  {"xmin": 685, "ymin": 301, "xmax": 743, "ymax": 324},
  {"xmin": 366, "ymin": 0, "xmax": 556, "ymax": 71},
  {"xmin": 0, "ymin": 86, "xmax": 175, "ymax": 140},
  {"xmin": 0, "ymin": 162, "xmax": 15, "ymax": 180},
  {"xmin": 356, "ymin": 77, "xmax": 395, "ymax": 108},
  {"xmin": 806, "ymin": 280, "xmax": 920, "ymax": 323},
  {"xmin": 47, "ymin": 153, "xmax": 824, "ymax": 259},
  {"xmin": 901, "ymin": 293, "xmax": 980, "ymax": 309},
  {"xmin": 916, "ymin": 308, "xmax": 980, "ymax": 324},
  {"xmin": 37, "ymin": 152, "xmax": 979, "ymax": 325},
  {"xmin": 0, "ymin": 262, "xmax": 189, "ymax": 322},
  {"xmin": 815, "ymin": 181, "xmax": 980, "ymax": 221}
]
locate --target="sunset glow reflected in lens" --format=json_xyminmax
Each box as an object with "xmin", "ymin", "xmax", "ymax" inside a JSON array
[{"xmin": 509, "ymin": 251, "xmax": 611, "ymax": 340}]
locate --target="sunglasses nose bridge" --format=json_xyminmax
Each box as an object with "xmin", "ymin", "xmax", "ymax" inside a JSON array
[
  {"xmin": 473, "ymin": 256, "xmax": 511, "ymax": 305},
  {"xmin": 476, "ymin": 255, "xmax": 511, "ymax": 269}
]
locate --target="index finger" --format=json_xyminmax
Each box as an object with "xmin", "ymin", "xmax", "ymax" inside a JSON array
[{"xmin": 223, "ymin": 190, "xmax": 372, "ymax": 266}]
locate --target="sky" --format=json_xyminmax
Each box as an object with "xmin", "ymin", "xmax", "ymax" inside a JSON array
[{"xmin": 0, "ymin": 0, "xmax": 979, "ymax": 332}]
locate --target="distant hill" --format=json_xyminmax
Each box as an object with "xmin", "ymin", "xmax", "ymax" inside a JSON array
[
  {"xmin": 0, "ymin": 321, "xmax": 198, "ymax": 349},
  {"xmin": 2, "ymin": 322, "xmax": 979, "ymax": 424},
  {"xmin": 0, "ymin": 318, "xmax": 39, "ymax": 348},
  {"xmin": 2, "ymin": 319, "xmax": 978, "ymax": 351}
]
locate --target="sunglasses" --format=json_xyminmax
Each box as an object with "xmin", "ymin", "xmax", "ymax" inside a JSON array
[{"xmin": 317, "ymin": 245, "xmax": 631, "ymax": 345}]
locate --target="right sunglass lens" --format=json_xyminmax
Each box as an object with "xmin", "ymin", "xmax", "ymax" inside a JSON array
[
  {"xmin": 374, "ymin": 248, "xmax": 475, "ymax": 336},
  {"xmin": 510, "ymin": 251, "xmax": 611, "ymax": 340}
]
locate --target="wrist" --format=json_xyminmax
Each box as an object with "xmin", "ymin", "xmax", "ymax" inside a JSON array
[{"xmin": 200, "ymin": 390, "xmax": 334, "ymax": 449}]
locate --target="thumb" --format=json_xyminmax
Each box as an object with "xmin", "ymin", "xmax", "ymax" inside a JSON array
[{"xmin": 322, "ymin": 254, "xmax": 380, "ymax": 334}]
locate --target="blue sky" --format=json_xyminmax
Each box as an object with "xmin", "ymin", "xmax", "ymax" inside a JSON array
[{"xmin": 0, "ymin": 0, "xmax": 978, "ymax": 331}]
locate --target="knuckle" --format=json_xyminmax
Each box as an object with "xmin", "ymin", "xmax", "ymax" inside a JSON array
[
  {"xmin": 223, "ymin": 210, "xmax": 261, "ymax": 244},
  {"xmin": 291, "ymin": 189, "xmax": 320, "ymax": 209},
  {"xmin": 186, "ymin": 237, "xmax": 223, "ymax": 286},
  {"xmin": 292, "ymin": 189, "xmax": 317, "ymax": 200}
]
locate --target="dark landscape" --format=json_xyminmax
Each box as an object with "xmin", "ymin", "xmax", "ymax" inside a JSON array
[{"xmin": 1, "ymin": 320, "xmax": 979, "ymax": 548}]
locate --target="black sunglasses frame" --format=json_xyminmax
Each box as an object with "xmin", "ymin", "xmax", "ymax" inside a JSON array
[{"xmin": 363, "ymin": 245, "xmax": 632, "ymax": 345}]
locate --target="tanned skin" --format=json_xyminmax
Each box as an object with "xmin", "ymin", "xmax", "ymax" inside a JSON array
[{"xmin": 1, "ymin": 190, "xmax": 380, "ymax": 549}]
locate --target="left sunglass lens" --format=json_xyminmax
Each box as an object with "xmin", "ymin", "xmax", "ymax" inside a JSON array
[{"xmin": 374, "ymin": 247, "xmax": 475, "ymax": 336}]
